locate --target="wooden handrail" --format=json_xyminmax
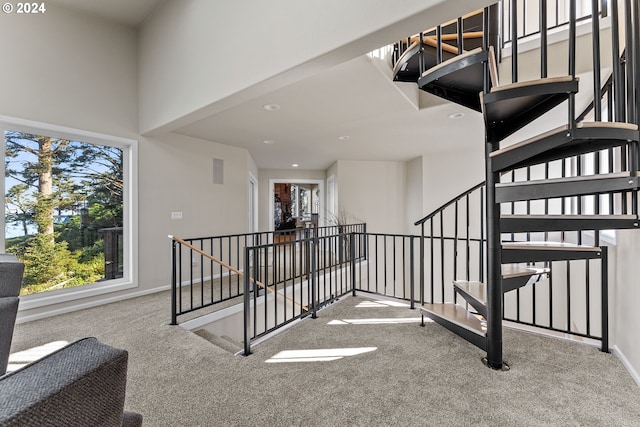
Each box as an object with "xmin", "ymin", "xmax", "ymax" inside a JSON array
[
  {"xmin": 403, "ymin": 7, "xmax": 485, "ymax": 56},
  {"xmin": 422, "ymin": 36, "xmax": 463, "ymax": 55},
  {"xmin": 433, "ymin": 31, "xmax": 484, "ymax": 41},
  {"xmin": 406, "ymin": 32, "xmax": 481, "ymax": 56},
  {"xmin": 169, "ymin": 235, "xmax": 307, "ymax": 310},
  {"xmin": 406, "ymin": 35, "xmax": 462, "ymax": 55}
]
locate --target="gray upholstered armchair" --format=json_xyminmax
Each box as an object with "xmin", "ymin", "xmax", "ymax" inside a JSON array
[
  {"xmin": 0, "ymin": 337, "xmax": 143, "ymax": 427},
  {"xmin": 0, "ymin": 254, "xmax": 24, "ymax": 376},
  {"xmin": 0, "ymin": 254, "xmax": 142, "ymax": 426}
]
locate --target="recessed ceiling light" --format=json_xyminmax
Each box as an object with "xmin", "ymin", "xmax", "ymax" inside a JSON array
[
  {"xmin": 263, "ymin": 140, "xmax": 275, "ymax": 145},
  {"xmin": 292, "ymin": 163, "xmax": 299, "ymax": 168},
  {"xmin": 448, "ymin": 112, "xmax": 465, "ymax": 119},
  {"xmin": 263, "ymin": 103, "xmax": 281, "ymax": 111},
  {"xmin": 338, "ymin": 135, "xmax": 350, "ymax": 141}
]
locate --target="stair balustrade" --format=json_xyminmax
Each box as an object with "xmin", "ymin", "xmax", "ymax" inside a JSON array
[
  {"xmin": 401, "ymin": 0, "xmax": 640, "ymax": 368},
  {"xmin": 169, "ymin": 224, "xmax": 366, "ymax": 325}
]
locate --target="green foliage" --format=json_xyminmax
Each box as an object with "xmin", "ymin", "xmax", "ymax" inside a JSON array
[
  {"xmin": 15, "ymin": 234, "xmax": 106, "ymax": 296},
  {"xmin": 78, "ymin": 239, "xmax": 105, "ymax": 264},
  {"xmin": 21, "ymin": 233, "xmax": 72, "ymax": 293},
  {"xmin": 5, "ymin": 235, "xmax": 30, "ymax": 259},
  {"xmin": 4, "ymin": 131, "xmax": 124, "ymax": 296}
]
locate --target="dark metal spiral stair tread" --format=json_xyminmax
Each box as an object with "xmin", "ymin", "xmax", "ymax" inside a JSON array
[
  {"xmin": 491, "ymin": 122, "xmax": 639, "ymax": 158},
  {"xmin": 502, "ymin": 241, "xmax": 601, "ymax": 251},
  {"xmin": 420, "ymin": 303, "xmax": 486, "ymax": 336},
  {"xmin": 418, "ymin": 47, "xmax": 484, "ymax": 80},
  {"xmin": 497, "ymin": 171, "xmax": 637, "ymax": 186},
  {"xmin": 500, "ymin": 214, "xmax": 640, "ymax": 232},
  {"xmin": 502, "ymin": 214, "xmax": 638, "ymax": 219},
  {"xmin": 453, "ymin": 281, "xmax": 487, "ymax": 310}
]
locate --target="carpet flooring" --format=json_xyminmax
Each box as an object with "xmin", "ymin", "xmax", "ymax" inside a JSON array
[{"xmin": 10, "ymin": 291, "xmax": 640, "ymax": 426}]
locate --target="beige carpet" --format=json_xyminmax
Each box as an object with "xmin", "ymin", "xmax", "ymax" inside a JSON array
[{"xmin": 11, "ymin": 291, "xmax": 640, "ymax": 426}]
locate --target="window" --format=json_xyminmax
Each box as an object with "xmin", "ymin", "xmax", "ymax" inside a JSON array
[{"xmin": 0, "ymin": 116, "xmax": 137, "ymax": 306}]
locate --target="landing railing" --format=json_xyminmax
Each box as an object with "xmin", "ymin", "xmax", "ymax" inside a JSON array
[
  {"xmin": 415, "ymin": 183, "xmax": 487, "ymax": 305},
  {"xmin": 242, "ymin": 231, "xmax": 419, "ymax": 355},
  {"xmin": 169, "ymin": 224, "xmax": 366, "ymax": 325},
  {"xmin": 391, "ymin": 6, "xmax": 499, "ymax": 73}
]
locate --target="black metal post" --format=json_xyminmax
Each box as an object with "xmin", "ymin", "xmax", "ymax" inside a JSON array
[
  {"xmin": 466, "ymin": 194, "xmax": 471, "ymax": 281},
  {"xmin": 430, "ymin": 222, "xmax": 434, "ymax": 303},
  {"xmin": 243, "ymin": 247, "xmax": 252, "ymax": 356},
  {"xmin": 611, "ymin": 0, "xmax": 624, "ymax": 122},
  {"xmin": 311, "ymin": 237, "xmax": 317, "ymax": 319},
  {"xmin": 454, "ymin": 201, "xmax": 459, "ymax": 283},
  {"xmin": 484, "ymin": 8, "xmax": 502, "ymax": 368},
  {"xmin": 601, "ymin": 246, "xmax": 609, "ymax": 352},
  {"xmin": 625, "ymin": 0, "xmax": 635, "ymax": 124},
  {"xmin": 480, "ymin": 186, "xmax": 485, "ymax": 283},
  {"xmin": 410, "ymin": 236, "xmax": 415, "ymax": 309},
  {"xmin": 436, "ymin": 25, "xmax": 443, "ymax": 64},
  {"xmin": 634, "ymin": 0, "xmax": 640, "ymax": 125},
  {"xmin": 351, "ymin": 232, "xmax": 357, "ymax": 297},
  {"xmin": 568, "ymin": 0, "xmax": 577, "ymax": 128},
  {"xmin": 440, "ymin": 213, "xmax": 445, "ymax": 303},
  {"xmin": 540, "ymin": 0, "xmax": 548, "ymax": 78},
  {"xmin": 511, "ymin": 0, "xmax": 518, "ymax": 83},
  {"xmin": 593, "ymin": 0, "xmax": 602, "ymax": 121},
  {"xmin": 170, "ymin": 240, "xmax": 178, "ymax": 325},
  {"xmin": 485, "ymin": 136, "xmax": 503, "ymax": 370},
  {"xmin": 637, "ymin": 0, "xmax": 640, "ymax": 126},
  {"xmin": 457, "ymin": 17, "xmax": 464, "ymax": 55},
  {"xmin": 419, "ymin": 32, "xmax": 425, "ymax": 75},
  {"xmin": 420, "ymin": 223, "xmax": 425, "ymax": 305}
]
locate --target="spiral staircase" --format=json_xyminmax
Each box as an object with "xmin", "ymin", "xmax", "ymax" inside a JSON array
[{"xmin": 395, "ymin": 2, "xmax": 640, "ymax": 369}]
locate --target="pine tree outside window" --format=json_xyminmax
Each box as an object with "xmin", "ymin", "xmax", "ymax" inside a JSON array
[{"xmin": 1, "ymin": 117, "xmax": 137, "ymax": 304}]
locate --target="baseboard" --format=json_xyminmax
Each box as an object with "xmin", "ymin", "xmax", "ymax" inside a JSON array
[
  {"xmin": 15, "ymin": 284, "xmax": 171, "ymax": 324},
  {"xmin": 15, "ymin": 270, "xmax": 242, "ymax": 324},
  {"xmin": 612, "ymin": 345, "xmax": 640, "ymax": 387}
]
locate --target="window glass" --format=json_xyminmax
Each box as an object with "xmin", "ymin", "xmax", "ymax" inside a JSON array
[{"xmin": 4, "ymin": 130, "xmax": 124, "ymax": 296}]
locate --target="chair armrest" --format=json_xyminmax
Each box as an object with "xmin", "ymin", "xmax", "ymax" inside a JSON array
[{"xmin": 0, "ymin": 337, "xmax": 135, "ymax": 427}]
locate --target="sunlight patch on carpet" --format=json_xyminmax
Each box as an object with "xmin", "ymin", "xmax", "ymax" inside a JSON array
[
  {"xmin": 355, "ymin": 300, "xmax": 410, "ymax": 308},
  {"xmin": 328, "ymin": 317, "xmax": 425, "ymax": 325},
  {"xmin": 266, "ymin": 347, "xmax": 377, "ymax": 363},
  {"xmin": 7, "ymin": 341, "xmax": 69, "ymax": 372}
]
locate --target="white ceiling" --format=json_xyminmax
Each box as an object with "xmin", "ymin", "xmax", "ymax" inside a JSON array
[
  {"xmin": 174, "ymin": 55, "xmax": 485, "ymax": 170},
  {"xmin": 47, "ymin": 0, "xmax": 486, "ymax": 171},
  {"xmin": 47, "ymin": 0, "xmax": 166, "ymax": 27}
]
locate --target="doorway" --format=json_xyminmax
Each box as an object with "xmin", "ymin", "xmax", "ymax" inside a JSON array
[{"xmin": 269, "ymin": 179, "xmax": 324, "ymax": 232}]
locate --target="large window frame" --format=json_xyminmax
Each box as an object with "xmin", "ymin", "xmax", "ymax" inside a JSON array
[{"xmin": 0, "ymin": 115, "xmax": 138, "ymax": 310}]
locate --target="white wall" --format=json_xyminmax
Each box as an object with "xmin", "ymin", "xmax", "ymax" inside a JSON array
[
  {"xmin": 0, "ymin": 5, "xmax": 137, "ymax": 136},
  {"xmin": 334, "ymin": 160, "xmax": 406, "ymax": 234},
  {"xmin": 422, "ymin": 147, "xmax": 486, "ymax": 216},
  {"xmin": 0, "ymin": 4, "xmax": 252, "ymax": 321},
  {"xmin": 614, "ymin": 230, "xmax": 640, "ymax": 383},
  {"xmin": 138, "ymin": 0, "xmax": 495, "ymax": 135},
  {"xmin": 405, "ymin": 157, "xmax": 423, "ymax": 234}
]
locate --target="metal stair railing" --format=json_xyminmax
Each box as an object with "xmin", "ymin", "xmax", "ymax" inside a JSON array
[
  {"xmin": 392, "ymin": 8, "xmax": 496, "ymax": 76},
  {"xmin": 169, "ymin": 224, "xmax": 366, "ymax": 325},
  {"xmin": 242, "ymin": 231, "xmax": 419, "ymax": 356},
  {"xmin": 409, "ymin": 0, "xmax": 640, "ymax": 363}
]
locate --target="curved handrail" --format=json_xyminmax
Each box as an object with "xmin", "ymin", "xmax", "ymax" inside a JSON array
[{"xmin": 414, "ymin": 181, "xmax": 485, "ymax": 226}]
